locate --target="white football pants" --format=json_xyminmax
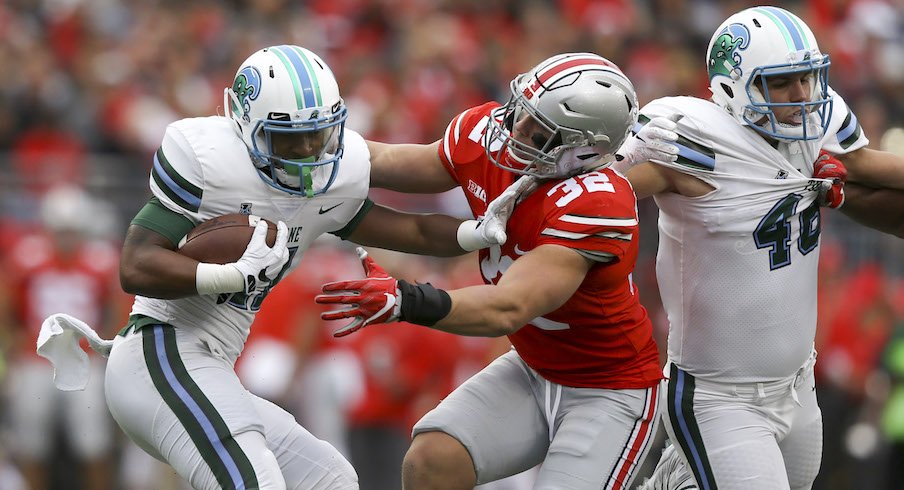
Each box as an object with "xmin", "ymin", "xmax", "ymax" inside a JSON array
[
  {"xmin": 660, "ymin": 352, "xmax": 821, "ymax": 490},
  {"xmin": 105, "ymin": 324, "xmax": 358, "ymax": 490}
]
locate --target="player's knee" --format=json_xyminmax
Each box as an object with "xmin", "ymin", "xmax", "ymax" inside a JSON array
[
  {"xmin": 234, "ymin": 431, "xmax": 287, "ymax": 490},
  {"xmin": 403, "ymin": 431, "xmax": 475, "ymax": 489}
]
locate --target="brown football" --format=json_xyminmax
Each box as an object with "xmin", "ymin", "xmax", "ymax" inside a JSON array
[{"xmin": 178, "ymin": 214, "xmax": 277, "ymax": 264}]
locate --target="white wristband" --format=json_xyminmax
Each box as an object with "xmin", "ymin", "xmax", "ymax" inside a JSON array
[
  {"xmin": 196, "ymin": 263, "xmax": 244, "ymax": 295},
  {"xmin": 456, "ymin": 219, "xmax": 485, "ymax": 252},
  {"xmin": 611, "ymin": 155, "xmax": 635, "ymax": 174}
]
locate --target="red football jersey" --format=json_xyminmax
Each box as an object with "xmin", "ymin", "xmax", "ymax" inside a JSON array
[
  {"xmin": 438, "ymin": 103, "xmax": 661, "ymax": 389},
  {"xmin": 6, "ymin": 233, "xmax": 120, "ymax": 358}
]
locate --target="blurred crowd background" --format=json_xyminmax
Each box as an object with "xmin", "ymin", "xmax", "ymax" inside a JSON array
[{"xmin": 0, "ymin": 0, "xmax": 902, "ymax": 489}]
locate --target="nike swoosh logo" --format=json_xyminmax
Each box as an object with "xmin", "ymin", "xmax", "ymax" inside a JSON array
[
  {"xmin": 514, "ymin": 244, "xmax": 528, "ymax": 255},
  {"xmin": 318, "ymin": 203, "xmax": 342, "ymax": 214}
]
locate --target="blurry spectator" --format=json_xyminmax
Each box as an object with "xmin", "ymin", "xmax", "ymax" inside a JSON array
[
  {"xmin": 879, "ymin": 292, "xmax": 904, "ymax": 486},
  {"xmin": 816, "ymin": 262, "xmax": 895, "ymax": 489},
  {"xmin": 0, "ymin": 185, "xmax": 124, "ymax": 490},
  {"xmin": 346, "ymin": 320, "xmax": 457, "ymax": 490}
]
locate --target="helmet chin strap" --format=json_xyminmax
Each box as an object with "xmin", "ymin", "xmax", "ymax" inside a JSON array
[{"xmin": 503, "ymin": 147, "xmax": 537, "ymax": 172}]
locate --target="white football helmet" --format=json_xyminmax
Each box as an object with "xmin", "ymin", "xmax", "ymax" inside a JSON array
[
  {"xmin": 485, "ymin": 52, "xmax": 638, "ymax": 179},
  {"xmin": 224, "ymin": 45, "xmax": 348, "ymax": 196},
  {"xmin": 41, "ymin": 185, "xmax": 94, "ymax": 233},
  {"xmin": 707, "ymin": 6, "xmax": 832, "ymax": 141}
]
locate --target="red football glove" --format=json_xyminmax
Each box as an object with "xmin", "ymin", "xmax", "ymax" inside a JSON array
[
  {"xmin": 315, "ymin": 247, "xmax": 401, "ymax": 337},
  {"xmin": 814, "ymin": 150, "xmax": 847, "ymax": 208}
]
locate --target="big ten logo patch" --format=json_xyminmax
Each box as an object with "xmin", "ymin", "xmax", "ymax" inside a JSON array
[{"xmin": 467, "ymin": 181, "xmax": 487, "ymax": 202}]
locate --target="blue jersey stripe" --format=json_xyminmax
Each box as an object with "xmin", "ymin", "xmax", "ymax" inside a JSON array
[
  {"xmin": 152, "ymin": 153, "xmax": 202, "ymax": 210},
  {"xmin": 836, "ymin": 110, "xmax": 859, "ymax": 142},
  {"xmin": 676, "ymin": 143, "xmax": 716, "ymax": 170},
  {"xmin": 760, "ymin": 6, "xmax": 806, "ymax": 50},
  {"xmin": 673, "ymin": 370, "xmax": 713, "ymax": 490},
  {"xmin": 272, "ymin": 45, "xmax": 316, "ymax": 108}
]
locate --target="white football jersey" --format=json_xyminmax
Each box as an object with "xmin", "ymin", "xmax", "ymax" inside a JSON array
[
  {"xmin": 130, "ymin": 116, "xmax": 371, "ymax": 360},
  {"xmin": 644, "ymin": 91, "xmax": 867, "ymax": 382}
]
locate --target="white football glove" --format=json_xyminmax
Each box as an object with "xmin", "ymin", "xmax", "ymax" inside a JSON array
[
  {"xmin": 542, "ymin": 137, "xmax": 615, "ymax": 179},
  {"xmin": 636, "ymin": 443, "xmax": 698, "ymax": 490},
  {"xmin": 227, "ymin": 220, "xmax": 289, "ymax": 308},
  {"xmin": 614, "ymin": 116, "xmax": 680, "ymax": 172},
  {"xmin": 457, "ymin": 174, "xmax": 538, "ymax": 251}
]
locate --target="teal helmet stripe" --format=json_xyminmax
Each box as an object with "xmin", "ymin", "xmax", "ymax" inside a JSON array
[
  {"xmin": 269, "ymin": 47, "xmax": 305, "ymax": 109},
  {"xmin": 754, "ymin": 7, "xmax": 809, "ymax": 51},
  {"xmin": 269, "ymin": 45, "xmax": 320, "ymax": 109},
  {"xmin": 289, "ymin": 45, "xmax": 322, "ymax": 107},
  {"xmin": 779, "ymin": 9, "xmax": 812, "ymax": 50}
]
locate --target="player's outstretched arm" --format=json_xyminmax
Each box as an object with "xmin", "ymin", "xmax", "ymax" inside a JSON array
[
  {"xmin": 347, "ymin": 204, "xmax": 473, "ymax": 257},
  {"xmin": 438, "ymin": 244, "xmax": 592, "ymax": 335},
  {"xmin": 316, "ymin": 244, "xmax": 592, "ymax": 338},
  {"xmin": 841, "ymin": 183, "xmax": 904, "ymax": 238},
  {"xmin": 841, "ymin": 147, "xmax": 904, "ymax": 189},
  {"xmin": 368, "ymin": 140, "xmax": 458, "ymax": 193},
  {"xmin": 348, "ymin": 175, "xmax": 537, "ymax": 256}
]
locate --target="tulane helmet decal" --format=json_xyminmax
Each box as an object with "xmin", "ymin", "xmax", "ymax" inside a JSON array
[
  {"xmin": 231, "ymin": 66, "xmax": 262, "ymax": 123},
  {"xmin": 708, "ymin": 23, "xmax": 750, "ymax": 81}
]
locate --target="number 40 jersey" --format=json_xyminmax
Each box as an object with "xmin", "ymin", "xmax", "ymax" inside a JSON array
[
  {"xmin": 439, "ymin": 102, "xmax": 662, "ymax": 390},
  {"xmin": 642, "ymin": 92, "xmax": 868, "ymax": 384}
]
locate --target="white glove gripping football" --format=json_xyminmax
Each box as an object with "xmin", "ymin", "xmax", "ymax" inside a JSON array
[
  {"xmin": 457, "ymin": 174, "xmax": 539, "ymax": 251},
  {"xmin": 614, "ymin": 115, "xmax": 680, "ymax": 171},
  {"xmin": 228, "ymin": 220, "xmax": 290, "ymax": 307}
]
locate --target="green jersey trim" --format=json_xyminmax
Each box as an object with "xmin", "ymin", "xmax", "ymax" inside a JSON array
[
  {"xmin": 331, "ymin": 198, "xmax": 374, "ymax": 239},
  {"xmin": 152, "ymin": 147, "xmax": 204, "ymax": 212},
  {"xmin": 117, "ymin": 313, "xmax": 169, "ymax": 337},
  {"xmin": 130, "ymin": 198, "xmax": 196, "ymax": 246}
]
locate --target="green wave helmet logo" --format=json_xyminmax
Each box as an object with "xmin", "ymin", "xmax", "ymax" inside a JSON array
[
  {"xmin": 708, "ymin": 23, "xmax": 750, "ymax": 80},
  {"xmin": 232, "ymin": 66, "xmax": 262, "ymax": 122}
]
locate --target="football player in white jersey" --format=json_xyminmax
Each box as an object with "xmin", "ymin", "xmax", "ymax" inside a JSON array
[
  {"xmin": 102, "ymin": 45, "xmax": 514, "ymax": 490},
  {"xmin": 616, "ymin": 7, "xmax": 904, "ymax": 490}
]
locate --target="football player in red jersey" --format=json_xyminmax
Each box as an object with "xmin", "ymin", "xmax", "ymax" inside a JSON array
[
  {"xmin": 316, "ymin": 53, "xmax": 681, "ymax": 490},
  {"xmin": 2, "ymin": 186, "xmax": 123, "ymax": 490}
]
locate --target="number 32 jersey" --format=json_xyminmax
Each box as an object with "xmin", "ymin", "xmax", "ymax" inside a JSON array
[
  {"xmin": 641, "ymin": 92, "xmax": 868, "ymax": 383},
  {"xmin": 439, "ymin": 102, "xmax": 662, "ymax": 390}
]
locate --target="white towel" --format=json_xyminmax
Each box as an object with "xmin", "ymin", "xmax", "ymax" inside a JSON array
[{"xmin": 36, "ymin": 313, "xmax": 115, "ymax": 391}]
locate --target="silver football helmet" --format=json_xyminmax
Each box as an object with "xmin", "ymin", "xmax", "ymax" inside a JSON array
[
  {"xmin": 224, "ymin": 45, "xmax": 348, "ymax": 196},
  {"xmin": 485, "ymin": 52, "xmax": 638, "ymax": 179},
  {"xmin": 707, "ymin": 6, "xmax": 832, "ymax": 141}
]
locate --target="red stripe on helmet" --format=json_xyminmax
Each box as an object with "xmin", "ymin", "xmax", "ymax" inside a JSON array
[{"xmin": 524, "ymin": 57, "xmax": 623, "ymax": 100}]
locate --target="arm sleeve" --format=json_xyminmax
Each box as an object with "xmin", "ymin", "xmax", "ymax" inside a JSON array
[
  {"xmin": 820, "ymin": 88, "xmax": 869, "ymax": 154},
  {"xmin": 149, "ymin": 123, "xmax": 206, "ymax": 214},
  {"xmin": 437, "ymin": 103, "xmax": 502, "ymax": 182},
  {"xmin": 638, "ymin": 103, "xmax": 717, "ymax": 175},
  {"xmin": 330, "ymin": 198, "xmax": 375, "ymax": 240},
  {"xmin": 130, "ymin": 197, "xmax": 197, "ymax": 246}
]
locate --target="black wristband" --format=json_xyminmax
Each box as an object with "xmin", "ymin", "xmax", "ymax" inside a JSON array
[{"xmin": 398, "ymin": 280, "xmax": 452, "ymax": 326}]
